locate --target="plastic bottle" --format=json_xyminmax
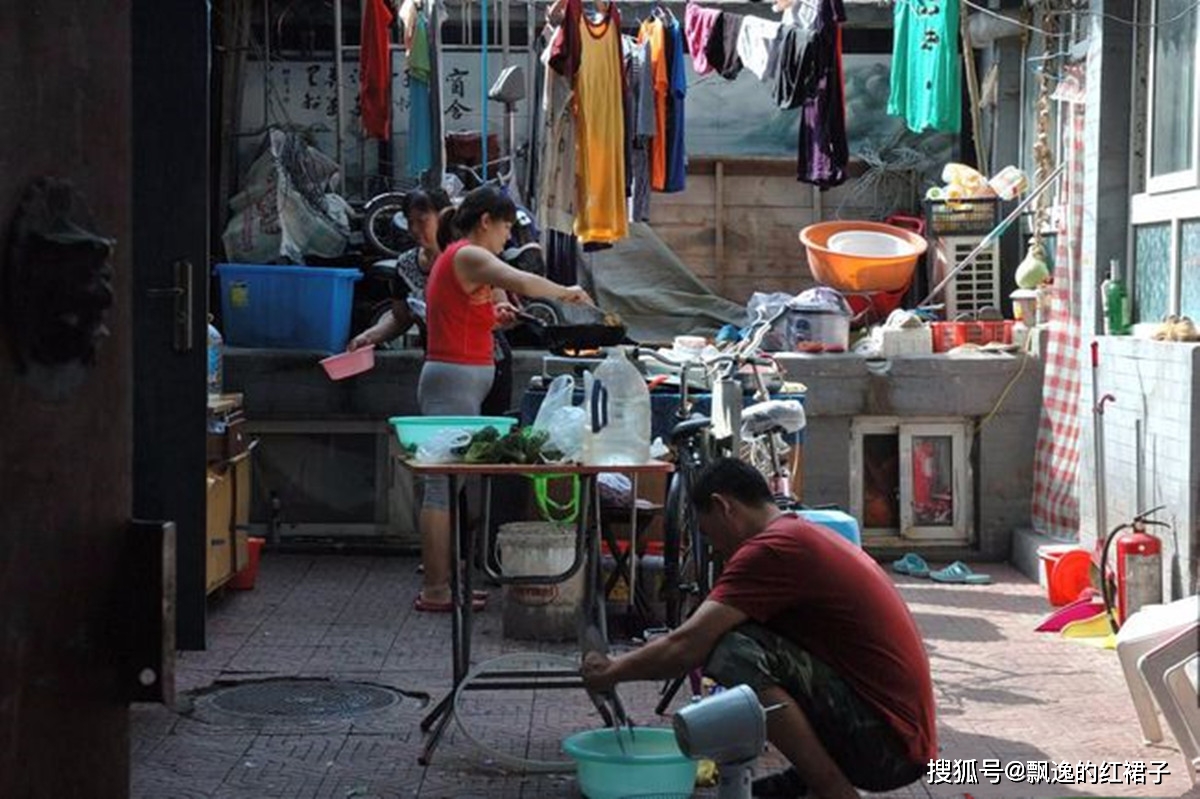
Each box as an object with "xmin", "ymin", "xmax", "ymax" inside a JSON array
[
  {"xmin": 1101, "ymin": 259, "xmax": 1131, "ymax": 335},
  {"xmin": 586, "ymin": 348, "xmax": 651, "ymax": 466},
  {"xmin": 207, "ymin": 315, "xmax": 224, "ymax": 398}
]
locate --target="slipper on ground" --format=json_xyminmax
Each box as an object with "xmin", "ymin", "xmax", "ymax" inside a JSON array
[
  {"xmin": 891, "ymin": 552, "xmax": 931, "ymax": 578},
  {"xmin": 929, "ymin": 560, "xmax": 991, "ymax": 584}
]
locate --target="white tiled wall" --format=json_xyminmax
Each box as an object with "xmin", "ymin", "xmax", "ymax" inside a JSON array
[{"xmin": 1078, "ymin": 339, "xmax": 1199, "ymax": 599}]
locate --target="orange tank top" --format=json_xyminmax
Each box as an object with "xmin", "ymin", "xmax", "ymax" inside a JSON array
[
  {"xmin": 574, "ymin": 5, "xmax": 628, "ymax": 244},
  {"xmin": 424, "ymin": 240, "xmax": 496, "ymax": 366}
]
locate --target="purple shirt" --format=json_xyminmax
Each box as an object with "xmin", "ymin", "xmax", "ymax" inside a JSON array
[{"xmin": 797, "ymin": 0, "xmax": 848, "ymax": 188}]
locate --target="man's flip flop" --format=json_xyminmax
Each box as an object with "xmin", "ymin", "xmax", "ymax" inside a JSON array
[
  {"xmin": 413, "ymin": 594, "xmax": 487, "ymax": 612},
  {"xmin": 891, "ymin": 552, "xmax": 930, "ymax": 578},
  {"xmin": 929, "ymin": 561, "xmax": 991, "ymax": 584}
]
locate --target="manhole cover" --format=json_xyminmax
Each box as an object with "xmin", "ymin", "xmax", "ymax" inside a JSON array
[{"xmin": 206, "ymin": 679, "xmax": 405, "ymax": 720}]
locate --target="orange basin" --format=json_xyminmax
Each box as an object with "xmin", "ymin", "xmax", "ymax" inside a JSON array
[{"xmin": 799, "ymin": 221, "xmax": 928, "ymax": 293}]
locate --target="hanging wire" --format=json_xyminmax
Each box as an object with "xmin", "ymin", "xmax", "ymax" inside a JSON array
[
  {"xmin": 958, "ymin": 0, "xmax": 1200, "ymax": 36},
  {"xmin": 956, "ymin": 0, "xmax": 1070, "ymax": 37}
]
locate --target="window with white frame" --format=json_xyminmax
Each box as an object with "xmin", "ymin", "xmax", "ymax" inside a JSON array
[{"xmin": 1131, "ymin": 0, "xmax": 1200, "ymax": 323}]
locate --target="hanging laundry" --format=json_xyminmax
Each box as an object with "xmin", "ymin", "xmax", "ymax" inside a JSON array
[
  {"xmin": 684, "ymin": 3, "xmax": 720, "ymax": 76},
  {"xmin": 361, "ymin": 0, "xmax": 394, "ymax": 140},
  {"xmin": 771, "ymin": 23, "xmax": 812, "ymax": 110},
  {"xmin": 778, "ymin": 0, "xmax": 819, "ymax": 29},
  {"xmin": 406, "ymin": 12, "xmax": 434, "ymax": 176},
  {"xmin": 887, "ymin": 0, "xmax": 962, "ymax": 134},
  {"xmin": 540, "ymin": 2, "xmax": 582, "ymax": 234},
  {"xmin": 638, "ymin": 17, "xmax": 669, "ymax": 191},
  {"xmin": 736, "ymin": 16, "xmax": 783, "ymax": 81},
  {"xmin": 573, "ymin": 3, "xmax": 628, "ymax": 244},
  {"xmin": 797, "ymin": 0, "xmax": 848, "ymax": 188},
  {"xmin": 399, "ymin": 0, "xmax": 420, "ymax": 50},
  {"xmin": 704, "ymin": 12, "xmax": 745, "ymax": 80},
  {"xmin": 624, "ymin": 35, "xmax": 655, "ymax": 221},
  {"xmin": 664, "ymin": 17, "xmax": 688, "ymax": 193}
]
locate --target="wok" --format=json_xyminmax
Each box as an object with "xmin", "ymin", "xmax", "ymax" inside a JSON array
[{"xmin": 514, "ymin": 310, "xmax": 633, "ymax": 355}]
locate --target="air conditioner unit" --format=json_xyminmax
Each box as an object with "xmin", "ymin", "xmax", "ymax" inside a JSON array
[{"xmin": 932, "ymin": 235, "xmax": 1002, "ymax": 318}]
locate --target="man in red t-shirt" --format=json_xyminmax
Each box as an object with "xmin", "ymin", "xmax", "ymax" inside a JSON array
[{"xmin": 583, "ymin": 458, "xmax": 936, "ymax": 799}]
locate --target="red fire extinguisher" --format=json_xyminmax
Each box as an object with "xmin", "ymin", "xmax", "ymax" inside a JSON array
[{"xmin": 1099, "ymin": 506, "xmax": 1168, "ymax": 630}]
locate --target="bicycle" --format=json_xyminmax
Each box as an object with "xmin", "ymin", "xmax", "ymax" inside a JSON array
[{"xmin": 633, "ymin": 319, "xmax": 801, "ymax": 715}]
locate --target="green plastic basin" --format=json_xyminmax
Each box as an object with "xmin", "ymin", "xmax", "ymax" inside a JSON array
[
  {"xmin": 563, "ymin": 727, "xmax": 697, "ymax": 799},
  {"xmin": 388, "ymin": 415, "xmax": 517, "ymax": 451}
]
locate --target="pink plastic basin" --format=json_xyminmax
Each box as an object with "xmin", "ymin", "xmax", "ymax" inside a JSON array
[{"xmin": 320, "ymin": 345, "xmax": 375, "ymax": 380}]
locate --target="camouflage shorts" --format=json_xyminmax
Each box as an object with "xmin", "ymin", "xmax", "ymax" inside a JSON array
[{"xmin": 704, "ymin": 622, "xmax": 923, "ymax": 792}]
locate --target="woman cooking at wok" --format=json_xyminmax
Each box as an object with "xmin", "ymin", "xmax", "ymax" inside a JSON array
[{"xmin": 381, "ymin": 185, "xmax": 591, "ymax": 613}]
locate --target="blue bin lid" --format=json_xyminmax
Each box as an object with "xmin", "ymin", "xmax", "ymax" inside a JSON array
[{"xmin": 214, "ymin": 263, "xmax": 361, "ymax": 280}]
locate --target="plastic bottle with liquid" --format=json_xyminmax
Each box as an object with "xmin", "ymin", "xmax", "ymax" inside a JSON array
[
  {"xmin": 1101, "ymin": 259, "xmax": 1131, "ymax": 335},
  {"xmin": 207, "ymin": 315, "xmax": 224, "ymax": 398},
  {"xmin": 586, "ymin": 348, "xmax": 651, "ymax": 466}
]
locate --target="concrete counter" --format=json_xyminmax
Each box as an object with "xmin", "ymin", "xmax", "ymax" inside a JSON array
[
  {"xmin": 224, "ymin": 347, "xmax": 546, "ymax": 420},
  {"xmin": 226, "ymin": 347, "xmax": 1043, "ymax": 561}
]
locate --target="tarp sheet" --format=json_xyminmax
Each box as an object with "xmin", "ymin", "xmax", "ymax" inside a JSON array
[{"xmin": 579, "ymin": 222, "xmax": 747, "ymax": 343}]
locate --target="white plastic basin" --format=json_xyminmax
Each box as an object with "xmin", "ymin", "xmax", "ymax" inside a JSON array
[{"xmin": 827, "ymin": 230, "xmax": 916, "ymax": 258}]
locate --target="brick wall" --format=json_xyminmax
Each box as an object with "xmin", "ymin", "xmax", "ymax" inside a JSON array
[{"xmin": 1079, "ymin": 339, "xmax": 1200, "ymax": 599}]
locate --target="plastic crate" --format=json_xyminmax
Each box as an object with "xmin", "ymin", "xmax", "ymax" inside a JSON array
[
  {"xmin": 214, "ymin": 264, "xmax": 361, "ymax": 351},
  {"xmin": 924, "ymin": 197, "xmax": 1003, "ymax": 237},
  {"xmin": 931, "ymin": 320, "xmax": 1014, "ymax": 352}
]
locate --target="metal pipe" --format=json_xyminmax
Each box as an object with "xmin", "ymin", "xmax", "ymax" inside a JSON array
[
  {"xmin": 334, "ymin": 0, "xmax": 346, "ymax": 181},
  {"xmin": 263, "ymin": 0, "xmax": 271, "ymax": 130},
  {"xmin": 482, "ymin": 0, "xmax": 490, "ymax": 181},
  {"xmin": 918, "ymin": 162, "xmax": 1066, "ymax": 309},
  {"xmin": 525, "ymin": 0, "xmax": 537, "ymax": 196}
]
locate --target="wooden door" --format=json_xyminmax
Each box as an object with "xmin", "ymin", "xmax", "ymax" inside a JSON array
[{"xmin": 0, "ymin": 3, "xmax": 135, "ymax": 796}]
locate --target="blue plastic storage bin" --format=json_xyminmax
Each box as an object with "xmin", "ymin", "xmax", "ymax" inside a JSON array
[
  {"xmin": 214, "ymin": 264, "xmax": 361, "ymax": 351},
  {"xmin": 798, "ymin": 508, "xmax": 862, "ymax": 548}
]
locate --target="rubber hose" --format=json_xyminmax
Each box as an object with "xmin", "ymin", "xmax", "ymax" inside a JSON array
[{"xmin": 452, "ymin": 651, "xmax": 581, "ymax": 773}]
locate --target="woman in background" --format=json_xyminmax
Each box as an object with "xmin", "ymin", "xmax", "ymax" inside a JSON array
[
  {"xmin": 350, "ymin": 188, "xmax": 449, "ymax": 350},
  {"xmin": 415, "ymin": 186, "xmax": 591, "ymax": 611}
]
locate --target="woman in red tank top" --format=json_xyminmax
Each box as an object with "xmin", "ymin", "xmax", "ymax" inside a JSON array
[{"xmin": 415, "ymin": 186, "xmax": 591, "ymax": 612}]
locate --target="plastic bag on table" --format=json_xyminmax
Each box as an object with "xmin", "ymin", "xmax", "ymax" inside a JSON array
[
  {"xmin": 415, "ymin": 428, "xmax": 472, "ymax": 464},
  {"xmin": 532, "ymin": 374, "xmax": 585, "ymax": 462}
]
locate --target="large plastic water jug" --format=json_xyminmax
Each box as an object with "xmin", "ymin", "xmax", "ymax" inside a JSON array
[{"xmin": 586, "ymin": 348, "xmax": 651, "ymax": 466}]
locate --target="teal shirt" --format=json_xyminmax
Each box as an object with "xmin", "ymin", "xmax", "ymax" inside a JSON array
[{"xmin": 887, "ymin": 0, "xmax": 962, "ymax": 134}]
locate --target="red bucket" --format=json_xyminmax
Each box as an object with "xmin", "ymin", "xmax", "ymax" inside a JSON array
[{"xmin": 230, "ymin": 536, "xmax": 266, "ymax": 590}]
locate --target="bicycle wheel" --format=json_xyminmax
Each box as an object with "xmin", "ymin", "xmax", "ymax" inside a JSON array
[
  {"xmin": 363, "ymin": 192, "xmax": 415, "ymax": 257},
  {"xmin": 662, "ymin": 469, "xmax": 708, "ymax": 630}
]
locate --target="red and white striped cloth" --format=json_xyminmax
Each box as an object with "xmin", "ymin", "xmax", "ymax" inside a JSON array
[{"xmin": 1030, "ymin": 93, "xmax": 1085, "ymax": 539}]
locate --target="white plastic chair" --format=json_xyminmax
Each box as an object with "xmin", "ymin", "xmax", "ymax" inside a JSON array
[
  {"xmin": 1138, "ymin": 623, "xmax": 1200, "ymax": 784},
  {"xmin": 1169, "ymin": 654, "xmax": 1200, "ymax": 782},
  {"xmin": 1115, "ymin": 595, "xmax": 1200, "ymax": 743}
]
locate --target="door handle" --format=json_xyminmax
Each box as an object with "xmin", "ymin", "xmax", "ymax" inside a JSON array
[{"xmin": 147, "ymin": 259, "xmax": 193, "ymax": 353}]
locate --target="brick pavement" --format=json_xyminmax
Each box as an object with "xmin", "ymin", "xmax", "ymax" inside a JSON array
[{"xmin": 131, "ymin": 554, "xmax": 1197, "ymax": 799}]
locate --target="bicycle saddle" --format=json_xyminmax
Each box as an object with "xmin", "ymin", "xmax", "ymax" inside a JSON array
[
  {"xmin": 488, "ymin": 65, "xmax": 525, "ymax": 104},
  {"xmin": 668, "ymin": 416, "xmax": 711, "ymax": 446}
]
